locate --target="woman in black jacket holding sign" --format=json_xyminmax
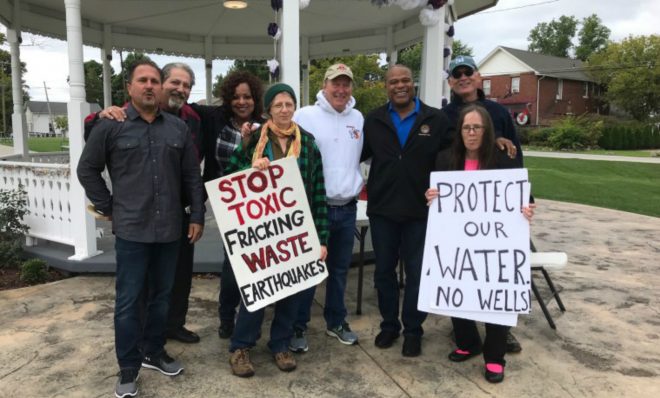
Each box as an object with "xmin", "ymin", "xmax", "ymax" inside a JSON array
[{"xmin": 425, "ymin": 104, "xmax": 535, "ymax": 383}]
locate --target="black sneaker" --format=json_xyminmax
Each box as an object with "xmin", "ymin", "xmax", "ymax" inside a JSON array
[
  {"xmin": 115, "ymin": 368, "xmax": 139, "ymax": 398},
  {"xmin": 141, "ymin": 352, "xmax": 184, "ymax": 376},
  {"xmin": 506, "ymin": 331, "xmax": 522, "ymax": 353}
]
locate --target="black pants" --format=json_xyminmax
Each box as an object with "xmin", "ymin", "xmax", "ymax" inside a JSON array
[
  {"xmin": 166, "ymin": 222, "xmax": 194, "ymax": 332},
  {"xmin": 451, "ymin": 317, "xmax": 508, "ymax": 366},
  {"xmin": 218, "ymin": 250, "xmax": 241, "ymax": 324}
]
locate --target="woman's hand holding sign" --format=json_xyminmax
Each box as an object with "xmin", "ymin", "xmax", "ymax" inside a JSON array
[
  {"xmin": 425, "ymin": 187, "xmax": 439, "ymax": 206},
  {"xmin": 252, "ymin": 157, "xmax": 270, "ymax": 170},
  {"xmin": 320, "ymin": 245, "xmax": 327, "ymax": 262}
]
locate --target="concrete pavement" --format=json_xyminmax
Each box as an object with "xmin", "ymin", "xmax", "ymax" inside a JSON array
[
  {"xmin": 1, "ymin": 199, "xmax": 659, "ymax": 397},
  {"xmin": 525, "ymin": 150, "xmax": 660, "ymax": 164}
]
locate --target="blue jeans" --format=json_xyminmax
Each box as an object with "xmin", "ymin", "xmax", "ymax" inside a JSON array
[
  {"xmin": 218, "ymin": 250, "xmax": 240, "ymax": 324},
  {"xmin": 114, "ymin": 237, "xmax": 179, "ymax": 369},
  {"xmin": 229, "ymin": 292, "xmax": 300, "ymax": 354},
  {"xmin": 295, "ymin": 201, "xmax": 357, "ymax": 331},
  {"xmin": 369, "ymin": 215, "xmax": 428, "ymax": 337}
]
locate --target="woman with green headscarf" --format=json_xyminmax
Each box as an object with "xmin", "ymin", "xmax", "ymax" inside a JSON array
[{"xmin": 225, "ymin": 83, "xmax": 328, "ymax": 378}]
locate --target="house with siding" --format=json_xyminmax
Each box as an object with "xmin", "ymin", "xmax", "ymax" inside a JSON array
[
  {"xmin": 478, "ymin": 46, "xmax": 603, "ymax": 126},
  {"xmin": 25, "ymin": 101, "xmax": 101, "ymax": 136}
]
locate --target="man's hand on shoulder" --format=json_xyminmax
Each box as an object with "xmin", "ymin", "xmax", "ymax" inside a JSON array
[{"xmin": 99, "ymin": 106, "xmax": 128, "ymax": 122}]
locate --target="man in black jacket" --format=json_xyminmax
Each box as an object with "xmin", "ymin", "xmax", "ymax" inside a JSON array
[{"xmin": 361, "ymin": 65, "xmax": 453, "ymax": 357}]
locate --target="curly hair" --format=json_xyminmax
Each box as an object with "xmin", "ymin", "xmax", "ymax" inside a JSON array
[{"xmin": 220, "ymin": 71, "xmax": 264, "ymax": 120}]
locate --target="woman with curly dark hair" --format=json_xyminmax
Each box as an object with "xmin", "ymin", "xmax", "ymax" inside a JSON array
[
  {"xmin": 199, "ymin": 70, "xmax": 265, "ymax": 181},
  {"xmin": 194, "ymin": 70, "xmax": 265, "ymax": 340}
]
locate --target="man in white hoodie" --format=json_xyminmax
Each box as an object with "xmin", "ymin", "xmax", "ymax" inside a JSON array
[{"xmin": 289, "ymin": 64, "xmax": 364, "ymax": 352}]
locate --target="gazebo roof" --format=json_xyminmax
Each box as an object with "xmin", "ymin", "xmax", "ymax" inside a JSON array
[{"xmin": 0, "ymin": 0, "xmax": 497, "ymax": 60}]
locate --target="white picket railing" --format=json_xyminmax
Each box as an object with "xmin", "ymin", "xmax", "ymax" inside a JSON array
[{"xmin": 0, "ymin": 160, "xmax": 75, "ymax": 246}]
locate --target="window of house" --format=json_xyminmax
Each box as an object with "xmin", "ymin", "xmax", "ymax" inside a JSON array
[
  {"xmin": 483, "ymin": 79, "xmax": 491, "ymax": 96},
  {"xmin": 556, "ymin": 79, "xmax": 563, "ymax": 100},
  {"xmin": 511, "ymin": 77, "xmax": 520, "ymax": 93},
  {"xmin": 583, "ymin": 82, "xmax": 589, "ymax": 98}
]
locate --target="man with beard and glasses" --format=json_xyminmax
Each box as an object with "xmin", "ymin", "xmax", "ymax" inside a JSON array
[
  {"xmin": 84, "ymin": 62, "xmax": 205, "ymax": 345},
  {"xmin": 361, "ymin": 65, "xmax": 453, "ymax": 358}
]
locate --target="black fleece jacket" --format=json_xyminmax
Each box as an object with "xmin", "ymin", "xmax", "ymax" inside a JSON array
[{"xmin": 361, "ymin": 100, "xmax": 453, "ymax": 222}]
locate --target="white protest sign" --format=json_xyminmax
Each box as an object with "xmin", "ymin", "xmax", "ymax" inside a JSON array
[
  {"xmin": 205, "ymin": 157, "xmax": 327, "ymax": 312},
  {"xmin": 418, "ymin": 168, "xmax": 531, "ymax": 327}
]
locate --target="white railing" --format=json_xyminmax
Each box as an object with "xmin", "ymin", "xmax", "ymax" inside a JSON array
[{"xmin": 0, "ymin": 160, "xmax": 74, "ymax": 246}]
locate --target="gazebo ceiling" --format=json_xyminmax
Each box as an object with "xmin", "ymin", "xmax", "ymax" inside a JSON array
[{"xmin": 0, "ymin": 0, "xmax": 497, "ymax": 59}]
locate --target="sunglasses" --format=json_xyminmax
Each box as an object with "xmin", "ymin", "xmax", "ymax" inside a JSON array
[{"xmin": 451, "ymin": 68, "xmax": 475, "ymax": 79}]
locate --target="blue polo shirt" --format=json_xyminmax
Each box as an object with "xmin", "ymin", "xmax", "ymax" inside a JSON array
[{"xmin": 388, "ymin": 97, "xmax": 420, "ymax": 148}]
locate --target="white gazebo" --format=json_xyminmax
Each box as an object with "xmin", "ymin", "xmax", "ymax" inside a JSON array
[{"xmin": 0, "ymin": 0, "xmax": 497, "ymax": 262}]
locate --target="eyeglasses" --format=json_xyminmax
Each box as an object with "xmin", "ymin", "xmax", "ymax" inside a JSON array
[
  {"xmin": 461, "ymin": 124, "xmax": 484, "ymax": 133},
  {"xmin": 451, "ymin": 68, "xmax": 475, "ymax": 79}
]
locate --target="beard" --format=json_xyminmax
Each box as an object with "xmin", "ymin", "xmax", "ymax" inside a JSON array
[{"xmin": 167, "ymin": 93, "xmax": 185, "ymax": 110}]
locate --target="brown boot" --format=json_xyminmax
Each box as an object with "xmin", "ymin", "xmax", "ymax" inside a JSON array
[
  {"xmin": 229, "ymin": 348, "xmax": 255, "ymax": 377},
  {"xmin": 273, "ymin": 351, "xmax": 297, "ymax": 372}
]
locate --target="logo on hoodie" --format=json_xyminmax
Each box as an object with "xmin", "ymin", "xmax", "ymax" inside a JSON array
[{"xmin": 347, "ymin": 125, "xmax": 361, "ymax": 139}]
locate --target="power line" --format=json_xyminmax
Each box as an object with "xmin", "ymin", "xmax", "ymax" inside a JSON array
[{"xmin": 481, "ymin": 0, "xmax": 561, "ymax": 14}]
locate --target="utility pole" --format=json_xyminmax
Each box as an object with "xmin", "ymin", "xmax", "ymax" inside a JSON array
[
  {"xmin": 1, "ymin": 83, "xmax": 5, "ymax": 136},
  {"xmin": 43, "ymin": 81, "xmax": 54, "ymax": 134}
]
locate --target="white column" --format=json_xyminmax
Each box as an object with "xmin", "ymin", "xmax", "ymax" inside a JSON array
[
  {"xmin": 386, "ymin": 27, "xmax": 397, "ymax": 67},
  {"xmin": 419, "ymin": 7, "xmax": 446, "ymax": 108},
  {"xmin": 280, "ymin": 0, "xmax": 300, "ymax": 98},
  {"xmin": 442, "ymin": 12, "xmax": 455, "ymax": 106},
  {"xmin": 204, "ymin": 36, "xmax": 213, "ymax": 104},
  {"xmin": 65, "ymin": 0, "xmax": 102, "ymax": 260},
  {"xmin": 301, "ymin": 36, "xmax": 309, "ymax": 106},
  {"xmin": 101, "ymin": 24, "xmax": 112, "ymax": 108},
  {"xmin": 7, "ymin": 0, "xmax": 27, "ymax": 157}
]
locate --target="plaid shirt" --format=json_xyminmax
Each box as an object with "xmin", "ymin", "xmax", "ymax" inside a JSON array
[
  {"xmin": 215, "ymin": 118, "xmax": 243, "ymax": 173},
  {"xmin": 225, "ymin": 128, "xmax": 329, "ymax": 245}
]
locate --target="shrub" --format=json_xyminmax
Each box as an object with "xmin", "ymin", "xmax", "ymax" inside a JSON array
[
  {"xmin": 0, "ymin": 186, "xmax": 30, "ymax": 268},
  {"xmin": 546, "ymin": 116, "xmax": 602, "ymax": 150},
  {"xmin": 20, "ymin": 258, "xmax": 48, "ymax": 285},
  {"xmin": 527, "ymin": 127, "xmax": 552, "ymax": 146}
]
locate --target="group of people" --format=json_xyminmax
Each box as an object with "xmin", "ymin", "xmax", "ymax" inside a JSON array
[{"xmin": 77, "ymin": 54, "xmax": 534, "ymax": 398}]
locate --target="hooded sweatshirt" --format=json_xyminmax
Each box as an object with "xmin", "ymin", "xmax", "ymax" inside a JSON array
[{"xmin": 293, "ymin": 90, "xmax": 364, "ymax": 205}]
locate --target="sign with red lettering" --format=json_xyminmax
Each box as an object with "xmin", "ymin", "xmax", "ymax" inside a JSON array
[
  {"xmin": 205, "ymin": 157, "xmax": 327, "ymax": 312},
  {"xmin": 418, "ymin": 168, "xmax": 531, "ymax": 327}
]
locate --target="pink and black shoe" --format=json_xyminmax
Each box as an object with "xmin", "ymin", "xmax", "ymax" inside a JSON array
[
  {"xmin": 448, "ymin": 348, "xmax": 481, "ymax": 362},
  {"xmin": 484, "ymin": 363, "xmax": 505, "ymax": 383}
]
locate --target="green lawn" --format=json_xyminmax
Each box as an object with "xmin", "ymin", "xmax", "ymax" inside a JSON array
[
  {"xmin": 526, "ymin": 157, "xmax": 660, "ymax": 217},
  {"xmin": 0, "ymin": 137, "xmax": 69, "ymax": 152}
]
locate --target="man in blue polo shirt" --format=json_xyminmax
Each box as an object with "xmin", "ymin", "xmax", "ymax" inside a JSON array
[{"xmin": 361, "ymin": 65, "xmax": 453, "ymax": 357}]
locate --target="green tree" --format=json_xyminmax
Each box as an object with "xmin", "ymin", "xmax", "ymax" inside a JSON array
[
  {"xmin": 212, "ymin": 73, "xmax": 224, "ymax": 99},
  {"xmin": 587, "ymin": 35, "xmax": 660, "ymax": 121},
  {"xmin": 83, "ymin": 60, "xmax": 109, "ymax": 106},
  {"xmin": 54, "ymin": 115, "xmax": 68, "ymax": 133},
  {"xmin": 212, "ymin": 59, "xmax": 270, "ymax": 99},
  {"xmin": 229, "ymin": 60, "xmax": 270, "ymax": 83},
  {"xmin": 528, "ymin": 15, "xmax": 578, "ymax": 57},
  {"xmin": 0, "ymin": 32, "xmax": 30, "ymax": 134},
  {"xmin": 307, "ymin": 54, "xmax": 387, "ymax": 115},
  {"xmin": 452, "ymin": 40, "xmax": 474, "ymax": 57},
  {"xmin": 575, "ymin": 14, "xmax": 611, "ymax": 61},
  {"xmin": 110, "ymin": 52, "xmax": 151, "ymax": 106},
  {"xmin": 398, "ymin": 40, "xmax": 473, "ymax": 80}
]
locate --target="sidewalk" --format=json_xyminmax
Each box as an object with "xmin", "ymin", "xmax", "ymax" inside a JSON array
[
  {"xmin": 1, "ymin": 199, "xmax": 659, "ymax": 397},
  {"xmin": 525, "ymin": 150, "xmax": 660, "ymax": 164}
]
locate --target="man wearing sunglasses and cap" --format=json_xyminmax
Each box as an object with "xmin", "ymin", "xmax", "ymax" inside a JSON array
[
  {"xmin": 443, "ymin": 55, "xmax": 524, "ymax": 354},
  {"xmin": 443, "ymin": 55, "xmax": 522, "ymax": 164}
]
